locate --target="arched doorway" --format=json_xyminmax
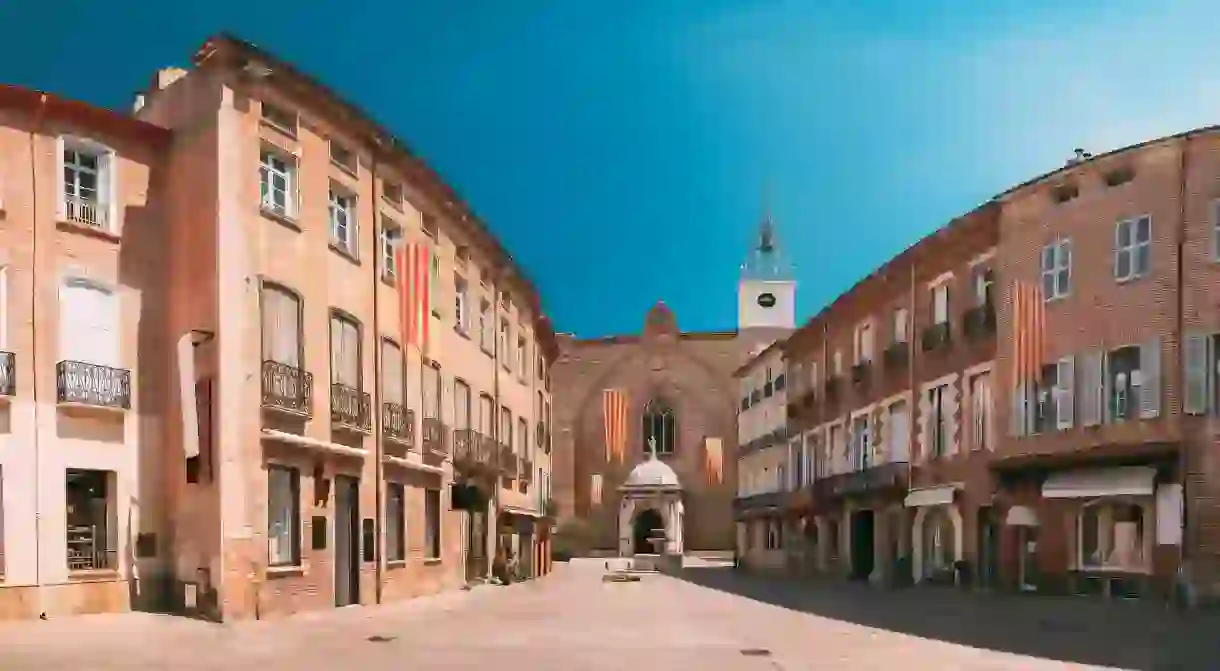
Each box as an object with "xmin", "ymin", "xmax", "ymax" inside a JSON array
[{"xmin": 633, "ymin": 508, "xmax": 665, "ymax": 554}]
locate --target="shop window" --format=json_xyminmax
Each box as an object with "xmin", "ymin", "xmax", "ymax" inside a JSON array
[
  {"xmin": 1078, "ymin": 500, "xmax": 1147, "ymax": 572},
  {"xmin": 65, "ymin": 469, "xmax": 117, "ymax": 572}
]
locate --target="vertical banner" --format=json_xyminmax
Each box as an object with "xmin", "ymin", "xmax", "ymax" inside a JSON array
[
  {"xmin": 602, "ymin": 389, "xmax": 628, "ymax": 463},
  {"xmin": 591, "ymin": 473, "xmax": 603, "ymax": 506},
  {"xmin": 395, "ymin": 240, "xmax": 432, "ymax": 356},
  {"xmin": 704, "ymin": 437, "xmax": 723, "ymax": 484}
]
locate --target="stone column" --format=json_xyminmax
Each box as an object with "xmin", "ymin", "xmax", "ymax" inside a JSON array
[{"xmin": 618, "ymin": 498, "xmax": 633, "ymax": 557}]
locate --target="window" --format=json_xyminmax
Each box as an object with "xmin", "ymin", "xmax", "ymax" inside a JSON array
[
  {"xmin": 1115, "ymin": 216, "xmax": 1151, "ymax": 281},
  {"xmin": 65, "ymin": 469, "xmax": 117, "ymax": 571},
  {"xmin": 429, "ymin": 252, "xmax": 440, "ymax": 315},
  {"xmin": 267, "ymin": 465, "xmax": 300, "ymax": 567},
  {"xmin": 642, "ymin": 398, "xmax": 677, "ymax": 455},
  {"xmin": 453, "ymin": 379, "xmax": 471, "ymax": 430},
  {"xmin": 328, "ymin": 188, "xmax": 357, "ymax": 256},
  {"xmin": 382, "ymin": 180, "xmax": 403, "ymax": 208},
  {"xmin": 499, "ymin": 318, "xmax": 510, "ymax": 370},
  {"xmin": 260, "ymin": 101, "xmax": 297, "ymax": 134},
  {"xmin": 517, "ymin": 337, "xmax": 527, "ymax": 379},
  {"xmin": 1041, "ymin": 239, "xmax": 1072, "ymax": 300},
  {"xmin": 329, "ymin": 312, "xmax": 360, "ymax": 389},
  {"xmin": 61, "ymin": 139, "xmax": 111, "ymax": 229},
  {"xmin": 893, "ymin": 308, "xmax": 908, "ymax": 343},
  {"xmin": 261, "ymin": 284, "xmax": 302, "ymax": 367},
  {"xmin": 424, "ymin": 489, "xmax": 442, "ymax": 559},
  {"xmin": 1078, "ymin": 500, "xmax": 1146, "ymax": 571},
  {"xmin": 381, "ymin": 339, "xmax": 404, "ymax": 404},
  {"xmin": 973, "ymin": 267, "xmax": 994, "ymax": 306},
  {"xmin": 763, "ymin": 367, "xmax": 774, "ymax": 397},
  {"xmin": 969, "ymin": 372, "xmax": 992, "ymax": 451},
  {"xmin": 329, "ymin": 140, "xmax": 357, "ymax": 175},
  {"xmin": 888, "ymin": 400, "xmax": 910, "ymax": 462},
  {"xmin": 1034, "ymin": 363, "xmax": 1060, "ymax": 433},
  {"xmin": 59, "ymin": 278, "xmax": 119, "ymax": 368},
  {"xmin": 518, "ymin": 417, "xmax": 529, "ymax": 458},
  {"xmin": 501, "ymin": 406, "xmax": 513, "ymax": 449},
  {"xmin": 422, "ymin": 364, "xmax": 440, "ymax": 420},
  {"xmin": 833, "ymin": 350, "xmax": 843, "ymax": 376},
  {"xmin": 380, "ymin": 219, "xmax": 401, "ymax": 281},
  {"xmin": 386, "ymin": 483, "xmax": 406, "ymax": 562},
  {"xmin": 929, "ymin": 384, "xmax": 947, "ymax": 458},
  {"xmin": 932, "ymin": 283, "xmax": 949, "ymax": 325},
  {"xmin": 259, "ymin": 150, "xmax": 296, "ymax": 219},
  {"xmin": 479, "ymin": 394, "xmax": 494, "ymax": 435},
  {"xmin": 1109, "ymin": 346, "xmax": 1143, "ymax": 421},
  {"xmin": 851, "ymin": 415, "xmax": 871, "ymax": 470},
  {"xmin": 855, "ymin": 322, "xmax": 874, "ymax": 363},
  {"xmin": 454, "ymin": 276, "xmax": 469, "ymax": 334},
  {"xmin": 774, "ymin": 370, "xmax": 786, "ymax": 392},
  {"xmin": 479, "ymin": 299, "xmax": 492, "ymax": 354},
  {"xmin": 921, "ymin": 506, "xmax": 955, "ymax": 579}
]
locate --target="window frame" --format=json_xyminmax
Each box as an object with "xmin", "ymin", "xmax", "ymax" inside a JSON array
[
  {"xmin": 328, "ymin": 186, "xmax": 358, "ymax": 257},
  {"xmin": 386, "ymin": 482, "xmax": 406, "ymax": 563},
  {"xmin": 642, "ymin": 398, "xmax": 678, "ymax": 455},
  {"xmin": 454, "ymin": 275, "xmax": 469, "ymax": 335},
  {"xmin": 424, "ymin": 488, "xmax": 442, "ymax": 560},
  {"xmin": 929, "ymin": 384, "xmax": 947, "ymax": 458},
  {"xmin": 58, "ymin": 135, "xmax": 117, "ymax": 232},
  {"xmin": 328, "ymin": 309, "xmax": 363, "ymax": 390},
  {"xmin": 259, "ymin": 148, "xmax": 297, "ymax": 220},
  {"xmin": 1041, "ymin": 239, "xmax": 1072, "ymax": 300},
  {"xmin": 932, "ymin": 283, "xmax": 949, "ymax": 325},
  {"xmin": 1114, "ymin": 215, "xmax": 1152, "ymax": 282},
  {"xmin": 380, "ymin": 337, "xmax": 405, "ymax": 405},
  {"xmin": 380, "ymin": 217, "xmax": 401, "ymax": 282},
  {"xmin": 259, "ymin": 281, "xmax": 304, "ymax": 369},
  {"xmin": 267, "ymin": 465, "xmax": 301, "ymax": 567}
]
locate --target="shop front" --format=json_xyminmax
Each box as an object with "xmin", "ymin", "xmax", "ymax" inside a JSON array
[{"xmin": 810, "ymin": 460, "xmax": 910, "ymax": 585}]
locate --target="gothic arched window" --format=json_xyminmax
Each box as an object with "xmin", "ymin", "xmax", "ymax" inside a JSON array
[{"xmin": 642, "ymin": 399, "xmax": 677, "ymax": 455}]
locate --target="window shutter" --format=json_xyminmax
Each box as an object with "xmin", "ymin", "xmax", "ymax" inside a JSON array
[
  {"xmin": 1184, "ymin": 332, "xmax": 1208, "ymax": 415},
  {"xmin": 276, "ymin": 291, "xmax": 300, "ymax": 368},
  {"xmin": 1140, "ymin": 337, "xmax": 1162, "ymax": 418},
  {"xmin": 1011, "ymin": 382, "xmax": 1027, "ymax": 437},
  {"xmin": 1057, "ymin": 356, "xmax": 1075, "ymax": 430},
  {"xmin": 1078, "ymin": 351, "xmax": 1102, "ymax": 427},
  {"xmin": 342, "ymin": 320, "xmax": 360, "ymax": 388},
  {"xmin": 382, "ymin": 341, "xmax": 403, "ymax": 404},
  {"xmin": 1101, "ymin": 352, "xmax": 1112, "ymax": 424}
]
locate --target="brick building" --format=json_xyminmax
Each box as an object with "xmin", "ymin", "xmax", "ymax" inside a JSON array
[
  {"xmin": 0, "ymin": 34, "xmax": 558, "ymax": 621},
  {"xmin": 552, "ymin": 215, "xmax": 793, "ymax": 554}
]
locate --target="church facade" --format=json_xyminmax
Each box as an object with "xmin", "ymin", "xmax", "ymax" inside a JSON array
[{"xmin": 551, "ymin": 216, "xmax": 795, "ymax": 555}]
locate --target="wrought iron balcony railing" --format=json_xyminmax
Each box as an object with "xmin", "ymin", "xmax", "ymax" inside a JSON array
[
  {"xmin": 261, "ymin": 360, "xmax": 312, "ymax": 415},
  {"xmin": 382, "ymin": 403, "xmax": 414, "ymax": 448},
  {"xmin": 811, "ymin": 460, "xmax": 909, "ymax": 501},
  {"xmin": 422, "ymin": 417, "xmax": 448, "ymax": 456},
  {"xmin": 921, "ymin": 322, "xmax": 952, "ymax": 353},
  {"xmin": 963, "ymin": 302, "xmax": 997, "ymax": 340},
  {"xmin": 63, "ymin": 195, "xmax": 109, "ymax": 229},
  {"xmin": 56, "ymin": 360, "xmax": 130, "ymax": 409},
  {"xmin": 330, "ymin": 384, "xmax": 371, "ymax": 431},
  {"xmin": 0, "ymin": 351, "xmax": 14, "ymax": 397}
]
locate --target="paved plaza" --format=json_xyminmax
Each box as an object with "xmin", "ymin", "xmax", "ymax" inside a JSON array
[{"xmin": 0, "ymin": 560, "xmax": 1215, "ymax": 670}]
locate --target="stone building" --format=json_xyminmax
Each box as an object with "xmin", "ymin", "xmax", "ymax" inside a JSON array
[{"xmin": 551, "ymin": 214, "xmax": 795, "ymax": 554}]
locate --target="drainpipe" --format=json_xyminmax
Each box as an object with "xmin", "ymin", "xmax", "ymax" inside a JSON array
[
  {"xmin": 370, "ymin": 151, "xmax": 384, "ymax": 605},
  {"xmin": 1174, "ymin": 135, "xmax": 1190, "ymax": 577},
  {"xmin": 491, "ymin": 270, "xmax": 502, "ymax": 580},
  {"xmin": 30, "ymin": 94, "xmax": 46, "ymax": 617}
]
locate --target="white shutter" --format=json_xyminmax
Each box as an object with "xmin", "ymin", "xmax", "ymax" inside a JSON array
[
  {"xmin": 891, "ymin": 404, "xmax": 909, "ymax": 462},
  {"xmin": 382, "ymin": 341, "xmax": 403, "ymax": 404},
  {"xmin": 1079, "ymin": 351, "xmax": 1103, "ymax": 427},
  {"xmin": 1184, "ymin": 332, "xmax": 1209, "ymax": 415},
  {"xmin": 60, "ymin": 280, "xmax": 118, "ymax": 367},
  {"xmin": 1140, "ymin": 337, "xmax": 1161, "ymax": 419},
  {"xmin": 1012, "ymin": 382, "xmax": 1027, "ymax": 437},
  {"xmin": 1101, "ymin": 353, "xmax": 1113, "ymax": 424},
  {"xmin": 1057, "ymin": 356, "xmax": 1075, "ymax": 430}
]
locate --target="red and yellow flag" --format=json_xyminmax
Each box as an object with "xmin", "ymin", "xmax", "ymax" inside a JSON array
[
  {"xmin": 602, "ymin": 389, "xmax": 628, "ymax": 463},
  {"xmin": 1011, "ymin": 280, "xmax": 1046, "ymax": 386},
  {"xmin": 395, "ymin": 240, "xmax": 431, "ymax": 355}
]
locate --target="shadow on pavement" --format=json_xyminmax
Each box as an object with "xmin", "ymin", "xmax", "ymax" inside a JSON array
[{"xmin": 674, "ymin": 566, "xmax": 1220, "ymax": 670}]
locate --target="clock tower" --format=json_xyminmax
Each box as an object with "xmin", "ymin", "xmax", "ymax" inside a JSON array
[{"xmin": 737, "ymin": 207, "xmax": 796, "ymax": 332}]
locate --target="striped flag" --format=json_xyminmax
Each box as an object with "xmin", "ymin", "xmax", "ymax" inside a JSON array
[
  {"xmin": 1011, "ymin": 279, "xmax": 1046, "ymax": 386},
  {"xmin": 602, "ymin": 389, "xmax": 628, "ymax": 463},
  {"xmin": 395, "ymin": 240, "xmax": 431, "ymax": 354},
  {"xmin": 590, "ymin": 473, "xmax": 603, "ymax": 506},
  {"xmin": 704, "ymin": 437, "xmax": 723, "ymax": 484}
]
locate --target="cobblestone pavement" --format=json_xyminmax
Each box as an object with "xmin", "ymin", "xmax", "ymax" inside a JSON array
[{"xmin": 0, "ymin": 560, "xmax": 1209, "ymax": 670}]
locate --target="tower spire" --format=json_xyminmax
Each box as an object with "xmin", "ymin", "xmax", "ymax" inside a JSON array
[{"xmin": 741, "ymin": 188, "xmax": 791, "ymax": 281}]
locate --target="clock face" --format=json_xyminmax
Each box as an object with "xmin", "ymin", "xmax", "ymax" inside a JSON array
[{"xmin": 757, "ymin": 292, "xmax": 777, "ymax": 308}]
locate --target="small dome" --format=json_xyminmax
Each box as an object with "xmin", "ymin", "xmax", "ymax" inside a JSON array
[
  {"xmin": 623, "ymin": 455, "xmax": 681, "ymax": 488},
  {"xmin": 643, "ymin": 301, "xmax": 678, "ymax": 338}
]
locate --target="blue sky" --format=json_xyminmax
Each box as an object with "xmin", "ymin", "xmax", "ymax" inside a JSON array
[{"xmin": 2, "ymin": 1, "xmax": 1217, "ymax": 337}]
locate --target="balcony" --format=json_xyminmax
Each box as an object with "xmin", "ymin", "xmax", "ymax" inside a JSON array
[
  {"xmin": 382, "ymin": 404, "xmax": 414, "ymax": 453},
  {"xmin": 811, "ymin": 461, "xmax": 909, "ymax": 502},
  {"xmin": 330, "ymin": 384, "xmax": 371, "ymax": 432},
  {"xmin": 0, "ymin": 351, "xmax": 14, "ymax": 397},
  {"xmin": 56, "ymin": 360, "xmax": 130, "ymax": 409},
  {"xmin": 732, "ymin": 491, "xmax": 787, "ymax": 517},
  {"xmin": 63, "ymin": 195, "xmax": 109, "ymax": 229},
  {"xmin": 851, "ymin": 360, "xmax": 872, "ymax": 386},
  {"xmin": 453, "ymin": 428, "xmax": 492, "ymax": 472},
  {"xmin": 498, "ymin": 442, "xmax": 518, "ymax": 476},
  {"xmin": 422, "ymin": 417, "xmax": 448, "ymax": 457},
  {"xmin": 963, "ymin": 303, "xmax": 997, "ymax": 340},
  {"xmin": 883, "ymin": 342, "xmax": 908, "ymax": 370},
  {"xmin": 261, "ymin": 360, "xmax": 312, "ymax": 416},
  {"xmin": 921, "ymin": 322, "xmax": 951, "ymax": 353}
]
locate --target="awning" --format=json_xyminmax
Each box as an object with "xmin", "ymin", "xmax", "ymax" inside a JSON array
[
  {"xmin": 904, "ymin": 484, "xmax": 958, "ymax": 508},
  {"xmin": 1004, "ymin": 505, "xmax": 1039, "ymax": 527},
  {"xmin": 1042, "ymin": 466, "xmax": 1156, "ymax": 499},
  {"xmin": 261, "ymin": 429, "xmax": 367, "ymax": 458}
]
